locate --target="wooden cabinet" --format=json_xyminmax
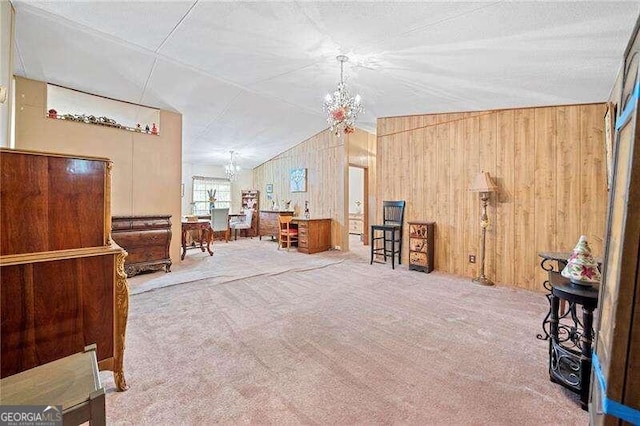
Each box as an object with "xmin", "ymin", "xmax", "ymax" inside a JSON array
[
  {"xmin": 259, "ymin": 210, "xmax": 293, "ymax": 240},
  {"xmin": 349, "ymin": 213, "xmax": 363, "ymax": 235},
  {"xmin": 112, "ymin": 215, "xmax": 172, "ymax": 277},
  {"xmin": 0, "ymin": 148, "xmax": 129, "ymax": 391},
  {"xmin": 294, "ymin": 218, "xmax": 332, "ymax": 254},
  {"xmin": 408, "ymin": 221, "xmax": 435, "ymax": 273}
]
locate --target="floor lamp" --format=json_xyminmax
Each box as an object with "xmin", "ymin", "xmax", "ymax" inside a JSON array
[{"xmin": 469, "ymin": 171, "xmax": 498, "ymax": 286}]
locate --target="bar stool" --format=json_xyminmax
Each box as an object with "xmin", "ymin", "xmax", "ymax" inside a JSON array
[{"xmin": 370, "ymin": 201, "xmax": 406, "ymax": 269}]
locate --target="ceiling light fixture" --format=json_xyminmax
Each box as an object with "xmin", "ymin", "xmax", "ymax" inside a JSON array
[
  {"xmin": 225, "ymin": 150, "xmax": 240, "ymax": 182},
  {"xmin": 323, "ymin": 55, "xmax": 364, "ymax": 136}
]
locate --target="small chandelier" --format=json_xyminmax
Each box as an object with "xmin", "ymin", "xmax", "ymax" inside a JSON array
[
  {"xmin": 323, "ymin": 55, "xmax": 364, "ymax": 136},
  {"xmin": 225, "ymin": 150, "xmax": 240, "ymax": 182}
]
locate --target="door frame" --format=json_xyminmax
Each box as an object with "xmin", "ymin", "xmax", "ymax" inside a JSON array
[{"xmin": 348, "ymin": 164, "xmax": 369, "ymax": 246}]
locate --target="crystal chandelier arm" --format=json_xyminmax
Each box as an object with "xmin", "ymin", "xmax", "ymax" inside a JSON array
[{"xmin": 324, "ymin": 55, "xmax": 363, "ymax": 136}]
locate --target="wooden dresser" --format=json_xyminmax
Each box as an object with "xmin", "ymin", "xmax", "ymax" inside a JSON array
[
  {"xmin": 112, "ymin": 215, "xmax": 172, "ymax": 277},
  {"xmin": 259, "ymin": 210, "xmax": 293, "ymax": 240},
  {"xmin": 293, "ymin": 218, "xmax": 332, "ymax": 254},
  {"xmin": 349, "ymin": 213, "xmax": 363, "ymax": 235},
  {"xmin": 0, "ymin": 148, "xmax": 129, "ymax": 391}
]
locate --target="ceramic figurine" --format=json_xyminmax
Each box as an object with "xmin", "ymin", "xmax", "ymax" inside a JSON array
[
  {"xmin": 48, "ymin": 109, "xmax": 57, "ymax": 119},
  {"xmin": 151, "ymin": 123, "xmax": 158, "ymax": 135},
  {"xmin": 304, "ymin": 201, "xmax": 310, "ymax": 219},
  {"xmin": 136, "ymin": 123, "xmax": 142, "ymax": 132},
  {"xmin": 145, "ymin": 125, "xmax": 150, "ymax": 133},
  {"xmin": 561, "ymin": 235, "xmax": 602, "ymax": 287}
]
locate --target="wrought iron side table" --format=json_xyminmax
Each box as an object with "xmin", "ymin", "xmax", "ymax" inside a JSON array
[
  {"xmin": 548, "ymin": 272, "xmax": 599, "ymax": 410},
  {"xmin": 537, "ymin": 252, "xmax": 602, "ymax": 340},
  {"xmin": 537, "ymin": 252, "xmax": 572, "ymax": 340}
]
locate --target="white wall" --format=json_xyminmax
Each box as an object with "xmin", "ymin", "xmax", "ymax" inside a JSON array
[
  {"xmin": 233, "ymin": 170, "xmax": 254, "ymax": 212},
  {"xmin": 0, "ymin": 0, "xmax": 14, "ymax": 147},
  {"xmin": 348, "ymin": 166, "xmax": 364, "ymax": 214},
  {"xmin": 181, "ymin": 163, "xmax": 255, "ymax": 214},
  {"xmin": 15, "ymin": 77, "xmax": 183, "ymax": 261}
]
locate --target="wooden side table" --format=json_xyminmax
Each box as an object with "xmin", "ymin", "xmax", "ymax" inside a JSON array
[
  {"xmin": 0, "ymin": 344, "xmax": 106, "ymax": 425},
  {"xmin": 181, "ymin": 220, "xmax": 213, "ymax": 260}
]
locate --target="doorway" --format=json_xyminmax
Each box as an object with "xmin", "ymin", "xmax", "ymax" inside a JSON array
[{"xmin": 348, "ymin": 165, "xmax": 369, "ymax": 257}]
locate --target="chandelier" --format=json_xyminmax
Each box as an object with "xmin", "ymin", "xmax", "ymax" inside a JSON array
[
  {"xmin": 225, "ymin": 150, "xmax": 240, "ymax": 181},
  {"xmin": 323, "ymin": 55, "xmax": 364, "ymax": 135}
]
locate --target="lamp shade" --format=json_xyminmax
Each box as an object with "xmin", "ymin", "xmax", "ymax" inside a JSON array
[{"xmin": 469, "ymin": 171, "xmax": 497, "ymax": 192}]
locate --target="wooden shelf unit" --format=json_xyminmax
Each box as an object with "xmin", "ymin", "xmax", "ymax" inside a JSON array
[
  {"xmin": 241, "ymin": 189, "xmax": 259, "ymax": 236},
  {"xmin": 241, "ymin": 189, "xmax": 259, "ymax": 210}
]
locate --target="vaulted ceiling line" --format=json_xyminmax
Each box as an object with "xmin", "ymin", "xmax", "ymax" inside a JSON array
[
  {"xmin": 154, "ymin": 0, "xmax": 199, "ymax": 53},
  {"xmin": 15, "ymin": 3, "xmax": 324, "ymax": 117}
]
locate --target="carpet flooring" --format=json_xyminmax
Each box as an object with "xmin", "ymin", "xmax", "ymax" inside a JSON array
[{"xmin": 102, "ymin": 238, "xmax": 586, "ymax": 425}]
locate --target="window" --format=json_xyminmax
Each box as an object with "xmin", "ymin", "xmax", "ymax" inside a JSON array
[{"xmin": 192, "ymin": 176, "xmax": 231, "ymax": 215}]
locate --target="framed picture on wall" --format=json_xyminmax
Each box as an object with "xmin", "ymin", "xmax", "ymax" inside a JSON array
[
  {"xmin": 290, "ymin": 168, "xmax": 307, "ymax": 192},
  {"xmin": 266, "ymin": 183, "xmax": 273, "ymax": 194}
]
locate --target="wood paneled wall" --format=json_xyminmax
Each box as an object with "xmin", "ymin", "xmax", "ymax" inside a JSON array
[
  {"xmin": 377, "ymin": 103, "xmax": 608, "ymax": 291},
  {"xmin": 253, "ymin": 129, "xmax": 347, "ymax": 249},
  {"xmin": 253, "ymin": 128, "xmax": 376, "ymax": 251}
]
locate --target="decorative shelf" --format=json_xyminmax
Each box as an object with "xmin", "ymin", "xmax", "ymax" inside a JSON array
[{"xmin": 46, "ymin": 116, "xmax": 160, "ymax": 136}]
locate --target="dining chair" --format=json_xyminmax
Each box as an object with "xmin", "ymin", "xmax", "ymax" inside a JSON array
[
  {"xmin": 230, "ymin": 208, "xmax": 254, "ymax": 240},
  {"xmin": 278, "ymin": 214, "xmax": 298, "ymax": 251},
  {"xmin": 210, "ymin": 208, "xmax": 230, "ymax": 242}
]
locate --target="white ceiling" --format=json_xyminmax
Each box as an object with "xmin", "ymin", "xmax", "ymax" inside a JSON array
[{"xmin": 12, "ymin": 1, "xmax": 640, "ymax": 168}]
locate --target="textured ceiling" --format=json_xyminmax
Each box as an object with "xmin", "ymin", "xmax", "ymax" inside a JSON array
[{"xmin": 12, "ymin": 1, "xmax": 640, "ymax": 167}]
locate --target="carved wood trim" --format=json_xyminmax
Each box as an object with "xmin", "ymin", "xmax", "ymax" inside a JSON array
[
  {"xmin": 0, "ymin": 245, "xmax": 124, "ymax": 266},
  {"xmin": 113, "ymin": 249, "xmax": 129, "ymax": 391},
  {"xmin": 23, "ymin": 265, "xmax": 37, "ymax": 369},
  {"xmin": 105, "ymin": 161, "xmax": 113, "ymax": 246},
  {"xmin": 0, "ymin": 147, "xmax": 111, "ymax": 162}
]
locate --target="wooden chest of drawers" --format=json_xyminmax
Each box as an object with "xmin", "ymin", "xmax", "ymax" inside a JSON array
[
  {"xmin": 259, "ymin": 210, "xmax": 293, "ymax": 240},
  {"xmin": 349, "ymin": 213, "xmax": 363, "ymax": 235},
  {"xmin": 408, "ymin": 221, "xmax": 435, "ymax": 273},
  {"xmin": 294, "ymin": 218, "xmax": 332, "ymax": 254},
  {"xmin": 112, "ymin": 215, "xmax": 172, "ymax": 277}
]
